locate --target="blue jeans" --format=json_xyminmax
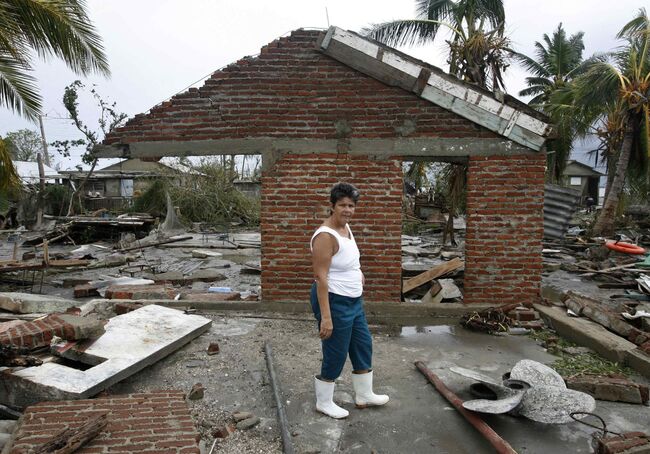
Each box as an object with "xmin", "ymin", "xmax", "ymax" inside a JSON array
[{"xmin": 310, "ymin": 282, "xmax": 372, "ymax": 381}]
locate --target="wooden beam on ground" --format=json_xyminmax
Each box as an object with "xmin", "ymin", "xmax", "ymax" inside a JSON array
[
  {"xmin": 31, "ymin": 413, "xmax": 108, "ymax": 453},
  {"xmin": 402, "ymin": 258, "xmax": 464, "ymax": 294}
]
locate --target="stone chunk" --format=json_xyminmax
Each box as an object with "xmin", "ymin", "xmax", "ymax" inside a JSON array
[
  {"xmin": 0, "ymin": 293, "xmax": 78, "ymax": 314},
  {"xmin": 212, "ymin": 424, "xmax": 236, "ymax": 438},
  {"xmin": 207, "ymin": 342, "xmax": 220, "ymax": 355},
  {"xmin": 188, "ymin": 383, "xmax": 205, "ymax": 400},
  {"xmin": 236, "ymin": 416, "xmax": 260, "ymax": 430},
  {"xmin": 232, "ymin": 411, "xmax": 253, "ymax": 422}
]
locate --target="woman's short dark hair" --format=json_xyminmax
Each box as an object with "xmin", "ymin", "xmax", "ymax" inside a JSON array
[{"xmin": 330, "ymin": 182, "xmax": 360, "ymax": 205}]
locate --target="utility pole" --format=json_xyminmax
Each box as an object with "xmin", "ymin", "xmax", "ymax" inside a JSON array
[{"xmin": 38, "ymin": 115, "xmax": 51, "ymax": 167}]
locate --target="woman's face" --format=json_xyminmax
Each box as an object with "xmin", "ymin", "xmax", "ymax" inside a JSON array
[{"xmin": 331, "ymin": 196, "xmax": 356, "ymax": 223}]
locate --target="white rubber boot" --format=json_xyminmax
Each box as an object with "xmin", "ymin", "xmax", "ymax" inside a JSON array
[
  {"xmin": 315, "ymin": 376, "xmax": 349, "ymax": 419},
  {"xmin": 352, "ymin": 371, "xmax": 389, "ymax": 408}
]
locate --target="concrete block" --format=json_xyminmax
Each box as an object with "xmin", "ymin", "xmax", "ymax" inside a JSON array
[
  {"xmin": 535, "ymin": 304, "xmax": 637, "ymax": 364},
  {"xmin": 0, "ymin": 420, "xmax": 17, "ymax": 433},
  {"xmin": 0, "ymin": 305, "xmax": 212, "ymax": 408},
  {"xmin": 186, "ymin": 269, "xmax": 227, "ymax": 282},
  {"xmin": 0, "ymin": 293, "xmax": 77, "ymax": 314},
  {"xmin": 55, "ymin": 314, "xmax": 105, "ymax": 340},
  {"xmin": 626, "ymin": 349, "xmax": 650, "ymax": 379}
]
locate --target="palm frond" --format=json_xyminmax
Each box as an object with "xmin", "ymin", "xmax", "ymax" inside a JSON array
[
  {"xmin": 9, "ymin": 0, "xmax": 109, "ymax": 76},
  {"xmin": 0, "ymin": 51, "xmax": 40, "ymax": 119},
  {"xmin": 364, "ymin": 19, "xmax": 453, "ymax": 47},
  {"xmin": 511, "ymin": 51, "xmax": 549, "ymax": 77},
  {"xmin": 0, "ymin": 138, "xmax": 21, "ymax": 192},
  {"xmin": 616, "ymin": 8, "xmax": 649, "ymax": 40}
]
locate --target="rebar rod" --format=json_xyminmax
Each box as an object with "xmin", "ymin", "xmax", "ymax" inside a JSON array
[
  {"xmin": 414, "ymin": 361, "xmax": 518, "ymax": 454},
  {"xmin": 265, "ymin": 342, "xmax": 295, "ymax": 454}
]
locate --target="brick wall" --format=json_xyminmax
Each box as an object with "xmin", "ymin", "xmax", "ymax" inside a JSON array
[
  {"xmin": 261, "ymin": 153, "xmax": 403, "ymax": 302},
  {"xmin": 464, "ymin": 154, "xmax": 546, "ymax": 305},
  {"xmin": 8, "ymin": 391, "xmax": 200, "ymax": 453},
  {"xmin": 104, "ymin": 30, "xmax": 497, "ymax": 145}
]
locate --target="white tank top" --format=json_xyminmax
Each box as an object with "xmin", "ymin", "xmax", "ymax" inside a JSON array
[{"xmin": 310, "ymin": 224, "xmax": 363, "ymax": 298}]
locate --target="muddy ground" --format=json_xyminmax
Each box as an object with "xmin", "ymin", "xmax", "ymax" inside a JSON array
[{"xmin": 2, "ymin": 229, "xmax": 650, "ymax": 453}]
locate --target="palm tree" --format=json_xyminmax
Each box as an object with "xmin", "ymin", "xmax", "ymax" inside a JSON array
[
  {"xmin": 513, "ymin": 24, "xmax": 587, "ymax": 182},
  {"xmin": 0, "ymin": 0, "xmax": 110, "ymax": 120},
  {"xmin": 0, "ymin": 137, "xmax": 21, "ymax": 214},
  {"xmin": 364, "ymin": 0, "xmax": 508, "ymax": 90},
  {"xmin": 566, "ymin": 8, "xmax": 650, "ymax": 236}
]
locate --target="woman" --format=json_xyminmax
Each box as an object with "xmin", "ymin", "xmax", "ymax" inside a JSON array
[{"xmin": 310, "ymin": 182, "xmax": 389, "ymax": 419}]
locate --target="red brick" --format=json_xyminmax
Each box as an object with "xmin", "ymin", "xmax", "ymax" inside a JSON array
[{"xmin": 8, "ymin": 392, "xmax": 200, "ymax": 453}]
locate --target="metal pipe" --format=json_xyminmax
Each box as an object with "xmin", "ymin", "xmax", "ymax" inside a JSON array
[
  {"xmin": 264, "ymin": 342, "xmax": 295, "ymax": 454},
  {"xmin": 414, "ymin": 361, "xmax": 518, "ymax": 454}
]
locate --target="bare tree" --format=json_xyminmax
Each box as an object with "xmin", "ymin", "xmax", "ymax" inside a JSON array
[{"xmin": 51, "ymin": 81, "xmax": 127, "ymax": 216}]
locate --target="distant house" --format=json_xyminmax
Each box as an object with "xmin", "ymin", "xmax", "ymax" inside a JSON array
[
  {"xmin": 59, "ymin": 158, "xmax": 194, "ymax": 211},
  {"xmin": 13, "ymin": 161, "xmax": 62, "ymax": 185},
  {"xmin": 562, "ymin": 160, "xmax": 604, "ymax": 205}
]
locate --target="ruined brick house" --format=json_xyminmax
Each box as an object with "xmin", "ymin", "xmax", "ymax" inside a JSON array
[{"xmin": 97, "ymin": 27, "xmax": 552, "ymax": 306}]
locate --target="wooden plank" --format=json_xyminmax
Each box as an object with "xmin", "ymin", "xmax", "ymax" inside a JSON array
[
  {"xmin": 32, "ymin": 413, "xmax": 108, "ymax": 454},
  {"xmin": 402, "ymin": 257, "xmax": 464, "ymax": 294}
]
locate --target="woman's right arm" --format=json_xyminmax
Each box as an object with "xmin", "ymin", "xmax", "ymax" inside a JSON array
[{"xmin": 312, "ymin": 233, "xmax": 335, "ymax": 340}]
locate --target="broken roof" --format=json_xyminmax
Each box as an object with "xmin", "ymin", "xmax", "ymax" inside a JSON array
[{"xmin": 318, "ymin": 27, "xmax": 551, "ymax": 151}]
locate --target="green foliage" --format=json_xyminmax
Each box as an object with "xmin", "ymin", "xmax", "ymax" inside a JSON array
[
  {"xmin": 529, "ymin": 329, "xmax": 633, "ymax": 377},
  {"xmin": 132, "ymin": 179, "xmax": 168, "ymax": 217},
  {"xmin": 42, "ymin": 184, "xmax": 75, "ymax": 216},
  {"xmin": 0, "ymin": 0, "xmax": 110, "ymax": 119},
  {"xmin": 364, "ymin": 0, "xmax": 509, "ymax": 90},
  {"xmin": 0, "ymin": 137, "xmax": 20, "ymax": 193},
  {"xmin": 132, "ymin": 161, "xmax": 260, "ymax": 226},
  {"xmin": 3, "ymin": 129, "xmax": 43, "ymax": 162}
]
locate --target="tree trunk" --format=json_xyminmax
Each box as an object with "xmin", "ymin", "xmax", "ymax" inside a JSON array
[
  {"xmin": 35, "ymin": 152, "xmax": 45, "ymax": 229},
  {"xmin": 66, "ymin": 158, "xmax": 98, "ymax": 216},
  {"xmin": 591, "ymin": 121, "xmax": 634, "ymax": 236}
]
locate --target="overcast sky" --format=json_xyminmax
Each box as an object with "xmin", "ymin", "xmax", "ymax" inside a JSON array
[{"xmin": 0, "ymin": 0, "xmax": 644, "ymax": 169}]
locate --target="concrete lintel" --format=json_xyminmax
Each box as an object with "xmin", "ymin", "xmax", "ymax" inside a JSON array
[
  {"xmin": 95, "ymin": 138, "xmax": 533, "ymax": 160},
  {"xmin": 0, "ymin": 305, "xmax": 211, "ymax": 408}
]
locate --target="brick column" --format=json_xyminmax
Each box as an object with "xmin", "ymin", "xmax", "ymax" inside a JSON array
[
  {"xmin": 464, "ymin": 153, "xmax": 546, "ymax": 305},
  {"xmin": 260, "ymin": 153, "xmax": 403, "ymax": 303}
]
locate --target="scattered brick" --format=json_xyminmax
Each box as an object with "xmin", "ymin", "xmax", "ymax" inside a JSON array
[
  {"xmin": 73, "ymin": 284, "xmax": 100, "ymax": 298},
  {"xmin": 207, "ymin": 343, "xmax": 220, "ymax": 355},
  {"xmin": 187, "ymin": 383, "xmax": 205, "ymax": 400},
  {"xmin": 595, "ymin": 431, "xmax": 650, "ymax": 454},
  {"xmin": 566, "ymin": 375, "xmax": 649, "ymax": 405},
  {"xmin": 105, "ymin": 284, "xmax": 176, "ymax": 300},
  {"xmin": 211, "ymin": 424, "xmax": 235, "ymax": 439},
  {"xmin": 114, "ymin": 302, "xmax": 145, "ymax": 315},
  {"xmin": 7, "ymin": 391, "xmax": 200, "ymax": 453}
]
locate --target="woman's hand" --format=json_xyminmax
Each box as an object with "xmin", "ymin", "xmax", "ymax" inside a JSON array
[{"xmin": 319, "ymin": 317, "xmax": 334, "ymax": 340}]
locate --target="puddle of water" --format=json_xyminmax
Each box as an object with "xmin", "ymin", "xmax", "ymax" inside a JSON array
[{"xmin": 400, "ymin": 325, "xmax": 456, "ymax": 337}]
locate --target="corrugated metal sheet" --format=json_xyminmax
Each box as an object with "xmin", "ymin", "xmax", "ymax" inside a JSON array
[{"xmin": 544, "ymin": 184, "xmax": 582, "ymax": 239}]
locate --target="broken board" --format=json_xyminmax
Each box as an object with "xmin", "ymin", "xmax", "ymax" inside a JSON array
[
  {"xmin": 0, "ymin": 305, "xmax": 211, "ymax": 408},
  {"xmin": 402, "ymin": 258, "xmax": 464, "ymax": 294}
]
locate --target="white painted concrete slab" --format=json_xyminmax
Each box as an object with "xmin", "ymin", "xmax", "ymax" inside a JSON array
[
  {"xmin": 0, "ymin": 292, "xmax": 78, "ymax": 314},
  {"xmin": 1, "ymin": 305, "xmax": 211, "ymax": 407}
]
